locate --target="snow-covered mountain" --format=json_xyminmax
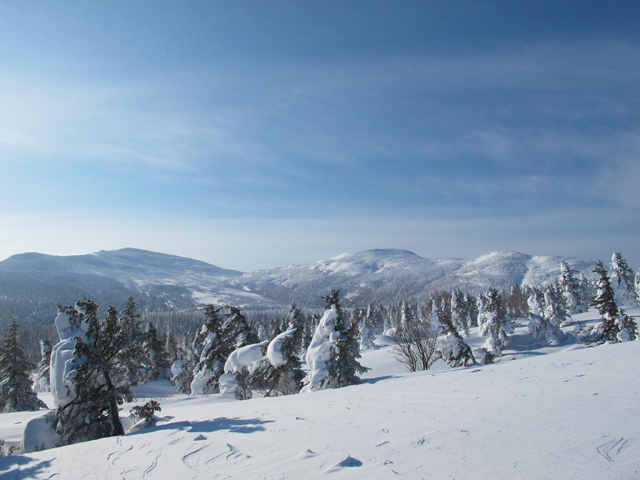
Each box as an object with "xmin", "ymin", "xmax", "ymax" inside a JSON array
[
  {"xmin": 0, "ymin": 247, "xmax": 595, "ymax": 324},
  {"xmin": 234, "ymin": 249, "xmax": 594, "ymax": 306}
]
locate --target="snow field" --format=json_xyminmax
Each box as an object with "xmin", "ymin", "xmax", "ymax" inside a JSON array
[{"xmin": 0, "ymin": 309, "xmax": 638, "ymax": 479}]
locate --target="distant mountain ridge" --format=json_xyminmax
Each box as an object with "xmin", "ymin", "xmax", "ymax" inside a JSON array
[{"xmin": 0, "ymin": 247, "xmax": 595, "ymax": 325}]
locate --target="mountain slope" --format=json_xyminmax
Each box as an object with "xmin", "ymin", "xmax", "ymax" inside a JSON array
[{"xmin": 0, "ymin": 247, "xmax": 595, "ymax": 324}]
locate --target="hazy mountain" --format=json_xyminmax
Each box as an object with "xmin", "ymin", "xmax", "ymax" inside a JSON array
[{"xmin": 0, "ymin": 247, "xmax": 595, "ymax": 325}]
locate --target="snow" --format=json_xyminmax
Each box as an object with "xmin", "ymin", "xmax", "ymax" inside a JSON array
[
  {"xmin": 1, "ymin": 308, "xmax": 639, "ymax": 479},
  {"xmin": 50, "ymin": 309, "xmax": 86, "ymax": 408},
  {"xmin": 301, "ymin": 306, "xmax": 338, "ymax": 392},
  {"xmin": 266, "ymin": 329, "xmax": 297, "ymax": 368},
  {"xmin": 224, "ymin": 342, "xmax": 269, "ymax": 374}
]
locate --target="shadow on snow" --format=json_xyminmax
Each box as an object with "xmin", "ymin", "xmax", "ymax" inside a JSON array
[{"xmin": 148, "ymin": 416, "xmax": 275, "ymax": 435}]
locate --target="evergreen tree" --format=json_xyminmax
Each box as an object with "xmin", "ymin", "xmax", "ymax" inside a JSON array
[
  {"xmin": 54, "ymin": 300, "xmax": 129, "ymax": 444},
  {"xmin": 610, "ymin": 252, "xmax": 638, "ymax": 306},
  {"xmin": 588, "ymin": 261, "xmax": 638, "ymax": 343},
  {"xmin": 221, "ymin": 306, "xmax": 260, "ymax": 350},
  {"xmin": 451, "ymin": 290, "xmax": 470, "ymax": 336},
  {"xmin": 322, "ymin": 290, "xmax": 369, "ymax": 388},
  {"xmin": 558, "ymin": 262, "xmax": 587, "ymax": 314},
  {"xmin": 190, "ymin": 305, "xmax": 229, "ymax": 395},
  {"xmin": 34, "ymin": 339, "xmax": 52, "ymax": 393},
  {"xmin": 0, "ymin": 317, "xmax": 48, "ymax": 412},
  {"xmin": 527, "ymin": 288, "xmax": 566, "ymax": 345},
  {"xmin": 115, "ymin": 297, "xmax": 146, "ymax": 391},
  {"xmin": 285, "ymin": 302, "xmax": 305, "ymax": 356},
  {"xmin": 465, "ymin": 293, "xmax": 479, "ymax": 328},
  {"xmin": 437, "ymin": 300, "xmax": 475, "ymax": 368},
  {"xmin": 478, "ymin": 288, "xmax": 513, "ymax": 358},
  {"xmin": 264, "ymin": 327, "xmax": 305, "ymax": 396},
  {"xmin": 143, "ymin": 322, "xmax": 172, "ymax": 382},
  {"xmin": 171, "ymin": 333, "xmax": 197, "ymax": 394},
  {"xmin": 359, "ymin": 307, "xmax": 376, "ymax": 351}
]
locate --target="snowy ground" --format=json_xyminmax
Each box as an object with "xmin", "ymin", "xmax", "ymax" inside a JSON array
[{"xmin": 1, "ymin": 309, "xmax": 639, "ymax": 479}]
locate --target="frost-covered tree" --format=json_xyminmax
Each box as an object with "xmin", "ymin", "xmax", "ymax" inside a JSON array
[
  {"xmin": 221, "ymin": 306, "xmax": 260, "ymax": 351},
  {"xmin": 558, "ymin": 262, "xmax": 588, "ymax": 314},
  {"xmin": 478, "ymin": 288, "xmax": 513, "ymax": 359},
  {"xmin": 34, "ymin": 339, "xmax": 52, "ymax": 393},
  {"xmin": 437, "ymin": 300, "xmax": 475, "ymax": 368},
  {"xmin": 544, "ymin": 283, "xmax": 570, "ymax": 327},
  {"xmin": 0, "ymin": 317, "xmax": 48, "ymax": 412},
  {"xmin": 264, "ymin": 328, "xmax": 304, "ymax": 396},
  {"xmin": 466, "ymin": 293, "xmax": 479, "ymax": 328},
  {"xmin": 359, "ymin": 307, "xmax": 376, "ymax": 351},
  {"xmin": 54, "ymin": 300, "xmax": 129, "ymax": 445},
  {"xmin": 171, "ymin": 332, "xmax": 198, "ymax": 394},
  {"xmin": 302, "ymin": 290, "xmax": 368, "ymax": 391},
  {"xmin": 190, "ymin": 305, "xmax": 229, "ymax": 395},
  {"xmin": 285, "ymin": 302, "xmax": 305, "ymax": 356},
  {"xmin": 610, "ymin": 253, "xmax": 638, "ymax": 306},
  {"xmin": 451, "ymin": 290, "xmax": 470, "ymax": 337},
  {"xmin": 527, "ymin": 288, "xmax": 566, "ymax": 345},
  {"xmin": 587, "ymin": 261, "xmax": 638, "ymax": 343}
]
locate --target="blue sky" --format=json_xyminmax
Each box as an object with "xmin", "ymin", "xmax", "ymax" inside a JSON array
[{"xmin": 1, "ymin": 1, "xmax": 639, "ymax": 271}]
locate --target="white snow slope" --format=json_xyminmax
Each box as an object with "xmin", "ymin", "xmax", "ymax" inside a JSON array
[{"xmin": 1, "ymin": 310, "xmax": 639, "ymax": 479}]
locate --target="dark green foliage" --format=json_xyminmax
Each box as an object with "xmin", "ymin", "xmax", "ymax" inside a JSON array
[
  {"xmin": 55, "ymin": 300, "xmax": 129, "ymax": 445},
  {"xmin": 191, "ymin": 305, "xmax": 229, "ymax": 395},
  {"xmin": 129, "ymin": 400, "xmax": 161, "ymax": 428},
  {"xmin": 323, "ymin": 290, "xmax": 369, "ymax": 388},
  {"xmin": 0, "ymin": 317, "xmax": 48, "ymax": 412},
  {"xmin": 222, "ymin": 306, "xmax": 259, "ymax": 350},
  {"xmin": 143, "ymin": 322, "xmax": 171, "ymax": 382},
  {"xmin": 115, "ymin": 297, "xmax": 146, "ymax": 392}
]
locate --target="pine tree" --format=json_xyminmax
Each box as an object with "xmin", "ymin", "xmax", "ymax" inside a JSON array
[
  {"xmin": 171, "ymin": 333, "xmax": 197, "ymax": 394},
  {"xmin": 610, "ymin": 253, "xmax": 638, "ymax": 306},
  {"xmin": 451, "ymin": 290, "xmax": 470, "ymax": 336},
  {"xmin": 221, "ymin": 306, "xmax": 260, "ymax": 351},
  {"xmin": 527, "ymin": 287, "xmax": 566, "ymax": 345},
  {"xmin": 465, "ymin": 293, "xmax": 479, "ymax": 328},
  {"xmin": 437, "ymin": 300, "xmax": 475, "ymax": 368},
  {"xmin": 478, "ymin": 288, "xmax": 513, "ymax": 358},
  {"xmin": 0, "ymin": 317, "xmax": 48, "ymax": 412},
  {"xmin": 190, "ymin": 305, "xmax": 229, "ymax": 395},
  {"xmin": 285, "ymin": 302, "xmax": 305, "ymax": 356},
  {"xmin": 588, "ymin": 261, "xmax": 638, "ymax": 343},
  {"xmin": 558, "ymin": 262, "xmax": 587, "ymax": 314},
  {"xmin": 323, "ymin": 290, "xmax": 369, "ymax": 388},
  {"xmin": 115, "ymin": 297, "xmax": 146, "ymax": 391},
  {"xmin": 143, "ymin": 322, "xmax": 172, "ymax": 382},
  {"xmin": 359, "ymin": 307, "xmax": 376, "ymax": 351},
  {"xmin": 264, "ymin": 327, "xmax": 305, "ymax": 396},
  {"xmin": 54, "ymin": 300, "xmax": 129, "ymax": 444},
  {"xmin": 34, "ymin": 339, "xmax": 52, "ymax": 393}
]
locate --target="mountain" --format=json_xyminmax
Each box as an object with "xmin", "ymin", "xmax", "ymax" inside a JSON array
[
  {"xmin": 234, "ymin": 249, "xmax": 594, "ymax": 306},
  {"xmin": 0, "ymin": 247, "xmax": 595, "ymax": 325}
]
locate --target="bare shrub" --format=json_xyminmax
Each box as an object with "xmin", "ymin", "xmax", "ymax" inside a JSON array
[{"xmin": 392, "ymin": 321, "xmax": 441, "ymax": 372}]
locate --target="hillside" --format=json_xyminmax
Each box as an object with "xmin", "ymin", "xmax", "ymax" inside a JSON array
[
  {"xmin": 1, "ymin": 309, "xmax": 638, "ymax": 479},
  {"xmin": 0, "ymin": 248, "xmax": 595, "ymax": 325}
]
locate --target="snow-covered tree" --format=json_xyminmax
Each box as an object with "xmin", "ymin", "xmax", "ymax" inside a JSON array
[
  {"xmin": 527, "ymin": 288, "xmax": 566, "ymax": 345},
  {"xmin": 171, "ymin": 333, "xmax": 198, "ymax": 394},
  {"xmin": 359, "ymin": 308, "xmax": 376, "ymax": 351},
  {"xmin": 437, "ymin": 299, "xmax": 475, "ymax": 368},
  {"xmin": 221, "ymin": 306, "xmax": 260, "ymax": 351},
  {"xmin": 588, "ymin": 261, "xmax": 638, "ymax": 343},
  {"xmin": 478, "ymin": 288, "xmax": 513, "ymax": 358},
  {"xmin": 451, "ymin": 290, "xmax": 470, "ymax": 336},
  {"xmin": 264, "ymin": 328, "xmax": 305, "ymax": 396},
  {"xmin": 0, "ymin": 317, "xmax": 48, "ymax": 412},
  {"xmin": 466, "ymin": 293, "xmax": 479, "ymax": 328},
  {"xmin": 558, "ymin": 262, "xmax": 588, "ymax": 314},
  {"xmin": 34, "ymin": 339, "xmax": 52, "ymax": 393},
  {"xmin": 543, "ymin": 283, "xmax": 570, "ymax": 327},
  {"xmin": 53, "ymin": 300, "xmax": 129, "ymax": 445},
  {"xmin": 610, "ymin": 252, "xmax": 638, "ymax": 306},
  {"xmin": 302, "ymin": 290, "xmax": 368, "ymax": 392},
  {"xmin": 190, "ymin": 305, "xmax": 229, "ymax": 395}
]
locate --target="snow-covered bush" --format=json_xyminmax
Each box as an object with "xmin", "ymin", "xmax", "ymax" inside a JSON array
[
  {"xmin": 478, "ymin": 288, "xmax": 514, "ymax": 357},
  {"xmin": 220, "ymin": 341, "xmax": 269, "ymax": 400}
]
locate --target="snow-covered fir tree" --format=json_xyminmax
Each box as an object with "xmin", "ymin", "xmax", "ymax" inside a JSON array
[
  {"xmin": 323, "ymin": 290, "xmax": 369, "ymax": 388},
  {"xmin": 527, "ymin": 288, "xmax": 566, "ymax": 345},
  {"xmin": 543, "ymin": 283, "xmax": 570, "ymax": 327},
  {"xmin": 285, "ymin": 302, "xmax": 305, "ymax": 356},
  {"xmin": 263, "ymin": 327, "xmax": 305, "ymax": 396},
  {"xmin": 478, "ymin": 288, "xmax": 513, "ymax": 360},
  {"xmin": 465, "ymin": 293, "xmax": 479, "ymax": 328},
  {"xmin": 437, "ymin": 299, "xmax": 475, "ymax": 368},
  {"xmin": 610, "ymin": 252, "xmax": 638, "ymax": 306},
  {"xmin": 0, "ymin": 317, "xmax": 48, "ymax": 412},
  {"xmin": 34, "ymin": 338, "xmax": 52, "ymax": 393},
  {"xmin": 221, "ymin": 306, "xmax": 260, "ymax": 351},
  {"xmin": 451, "ymin": 290, "xmax": 470, "ymax": 337},
  {"xmin": 588, "ymin": 261, "xmax": 638, "ymax": 343},
  {"xmin": 171, "ymin": 332, "xmax": 198, "ymax": 394},
  {"xmin": 190, "ymin": 305, "xmax": 229, "ymax": 395},
  {"xmin": 54, "ymin": 300, "xmax": 129, "ymax": 445},
  {"xmin": 558, "ymin": 262, "xmax": 588, "ymax": 314},
  {"xmin": 143, "ymin": 322, "xmax": 172, "ymax": 382},
  {"xmin": 302, "ymin": 290, "xmax": 368, "ymax": 392},
  {"xmin": 359, "ymin": 307, "xmax": 376, "ymax": 351}
]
